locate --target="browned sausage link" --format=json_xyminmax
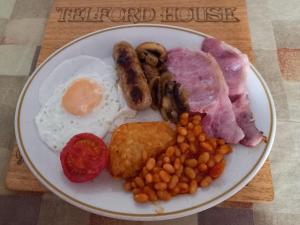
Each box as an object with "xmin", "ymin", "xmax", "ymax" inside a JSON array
[
  {"xmin": 126, "ymin": 68, "xmax": 137, "ymax": 84},
  {"xmin": 130, "ymin": 86, "xmax": 143, "ymax": 104},
  {"xmin": 113, "ymin": 41, "xmax": 152, "ymax": 110}
]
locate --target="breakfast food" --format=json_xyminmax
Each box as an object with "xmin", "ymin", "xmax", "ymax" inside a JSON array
[
  {"xmin": 167, "ymin": 48, "xmax": 244, "ymax": 144},
  {"xmin": 232, "ymin": 94, "xmax": 264, "ymax": 146},
  {"xmin": 34, "ymin": 37, "xmax": 264, "ymax": 204},
  {"xmin": 124, "ymin": 113, "xmax": 231, "ymax": 203},
  {"xmin": 60, "ymin": 133, "xmax": 109, "ymax": 183},
  {"xmin": 202, "ymin": 38, "xmax": 248, "ymax": 98},
  {"xmin": 202, "ymin": 38, "xmax": 263, "ymax": 146},
  {"xmin": 113, "ymin": 41, "xmax": 152, "ymax": 110},
  {"xmin": 61, "ymin": 78, "xmax": 103, "ymax": 116},
  {"xmin": 109, "ymin": 122, "xmax": 176, "ymax": 178},
  {"xmin": 35, "ymin": 57, "xmax": 134, "ymax": 151},
  {"xmin": 136, "ymin": 42, "xmax": 167, "ymax": 81},
  {"xmin": 136, "ymin": 42, "xmax": 189, "ymax": 122}
]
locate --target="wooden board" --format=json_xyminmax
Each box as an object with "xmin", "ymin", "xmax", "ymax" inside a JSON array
[{"xmin": 5, "ymin": 0, "xmax": 274, "ymax": 204}]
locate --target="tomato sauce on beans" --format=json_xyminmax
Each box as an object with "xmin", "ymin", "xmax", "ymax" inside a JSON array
[{"xmin": 124, "ymin": 113, "xmax": 232, "ymax": 203}]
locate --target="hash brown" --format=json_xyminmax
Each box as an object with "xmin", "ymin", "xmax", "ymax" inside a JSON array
[{"xmin": 109, "ymin": 122, "xmax": 176, "ymax": 178}]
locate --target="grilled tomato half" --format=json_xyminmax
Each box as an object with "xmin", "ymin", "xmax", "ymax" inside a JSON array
[{"xmin": 60, "ymin": 133, "xmax": 109, "ymax": 183}]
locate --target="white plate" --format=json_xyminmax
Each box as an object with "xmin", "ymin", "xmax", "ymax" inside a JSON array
[{"xmin": 15, "ymin": 24, "xmax": 276, "ymax": 221}]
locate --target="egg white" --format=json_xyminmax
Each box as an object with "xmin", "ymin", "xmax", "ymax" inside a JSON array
[{"xmin": 35, "ymin": 56, "xmax": 127, "ymax": 152}]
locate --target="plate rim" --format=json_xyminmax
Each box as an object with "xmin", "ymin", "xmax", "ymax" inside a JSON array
[{"xmin": 14, "ymin": 23, "xmax": 277, "ymax": 221}]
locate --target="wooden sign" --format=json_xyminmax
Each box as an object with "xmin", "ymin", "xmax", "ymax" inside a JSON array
[{"xmin": 6, "ymin": 0, "xmax": 274, "ymax": 204}]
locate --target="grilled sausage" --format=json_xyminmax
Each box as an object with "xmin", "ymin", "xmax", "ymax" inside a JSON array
[{"xmin": 113, "ymin": 41, "xmax": 152, "ymax": 110}]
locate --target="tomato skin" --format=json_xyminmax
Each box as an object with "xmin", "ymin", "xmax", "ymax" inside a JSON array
[
  {"xmin": 209, "ymin": 160, "xmax": 225, "ymax": 179},
  {"xmin": 60, "ymin": 133, "xmax": 109, "ymax": 183}
]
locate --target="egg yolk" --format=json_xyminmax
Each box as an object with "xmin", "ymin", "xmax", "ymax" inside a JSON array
[{"xmin": 62, "ymin": 78, "xmax": 103, "ymax": 116}]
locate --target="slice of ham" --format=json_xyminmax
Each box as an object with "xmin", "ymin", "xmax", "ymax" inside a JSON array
[
  {"xmin": 202, "ymin": 38, "xmax": 263, "ymax": 147},
  {"xmin": 232, "ymin": 94, "xmax": 263, "ymax": 147},
  {"xmin": 167, "ymin": 48, "xmax": 244, "ymax": 144},
  {"xmin": 202, "ymin": 38, "xmax": 248, "ymax": 99}
]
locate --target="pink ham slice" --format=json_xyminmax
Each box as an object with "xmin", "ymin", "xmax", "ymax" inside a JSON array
[
  {"xmin": 232, "ymin": 94, "xmax": 263, "ymax": 147},
  {"xmin": 202, "ymin": 38, "xmax": 248, "ymax": 99},
  {"xmin": 202, "ymin": 38, "xmax": 263, "ymax": 147},
  {"xmin": 167, "ymin": 48, "xmax": 244, "ymax": 144}
]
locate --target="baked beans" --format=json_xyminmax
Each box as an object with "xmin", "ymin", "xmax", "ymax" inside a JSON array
[{"xmin": 125, "ymin": 113, "xmax": 232, "ymax": 203}]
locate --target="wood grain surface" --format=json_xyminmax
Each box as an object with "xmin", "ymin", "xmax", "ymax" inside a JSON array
[{"xmin": 5, "ymin": 0, "xmax": 274, "ymax": 204}]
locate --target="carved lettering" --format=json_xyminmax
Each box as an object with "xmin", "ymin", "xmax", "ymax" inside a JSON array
[
  {"xmin": 86, "ymin": 7, "xmax": 100, "ymax": 22},
  {"xmin": 161, "ymin": 7, "xmax": 176, "ymax": 22},
  {"xmin": 110, "ymin": 7, "xmax": 125, "ymax": 22},
  {"xmin": 99, "ymin": 8, "xmax": 111, "ymax": 22},
  {"xmin": 176, "ymin": 7, "xmax": 193, "ymax": 22},
  {"xmin": 73, "ymin": 8, "xmax": 89, "ymax": 22},
  {"xmin": 56, "ymin": 7, "xmax": 240, "ymax": 23},
  {"xmin": 206, "ymin": 7, "xmax": 223, "ymax": 22},
  {"xmin": 142, "ymin": 7, "xmax": 156, "ymax": 22},
  {"xmin": 224, "ymin": 8, "xmax": 240, "ymax": 22},
  {"xmin": 192, "ymin": 7, "xmax": 205, "ymax": 22},
  {"xmin": 125, "ymin": 8, "xmax": 140, "ymax": 23},
  {"xmin": 56, "ymin": 7, "xmax": 68, "ymax": 22}
]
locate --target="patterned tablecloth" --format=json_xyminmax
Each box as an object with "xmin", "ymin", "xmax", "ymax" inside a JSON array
[{"xmin": 0, "ymin": 0, "xmax": 299, "ymax": 224}]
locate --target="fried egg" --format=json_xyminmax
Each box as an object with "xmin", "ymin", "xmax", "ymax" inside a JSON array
[{"xmin": 35, "ymin": 56, "xmax": 136, "ymax": 152}]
